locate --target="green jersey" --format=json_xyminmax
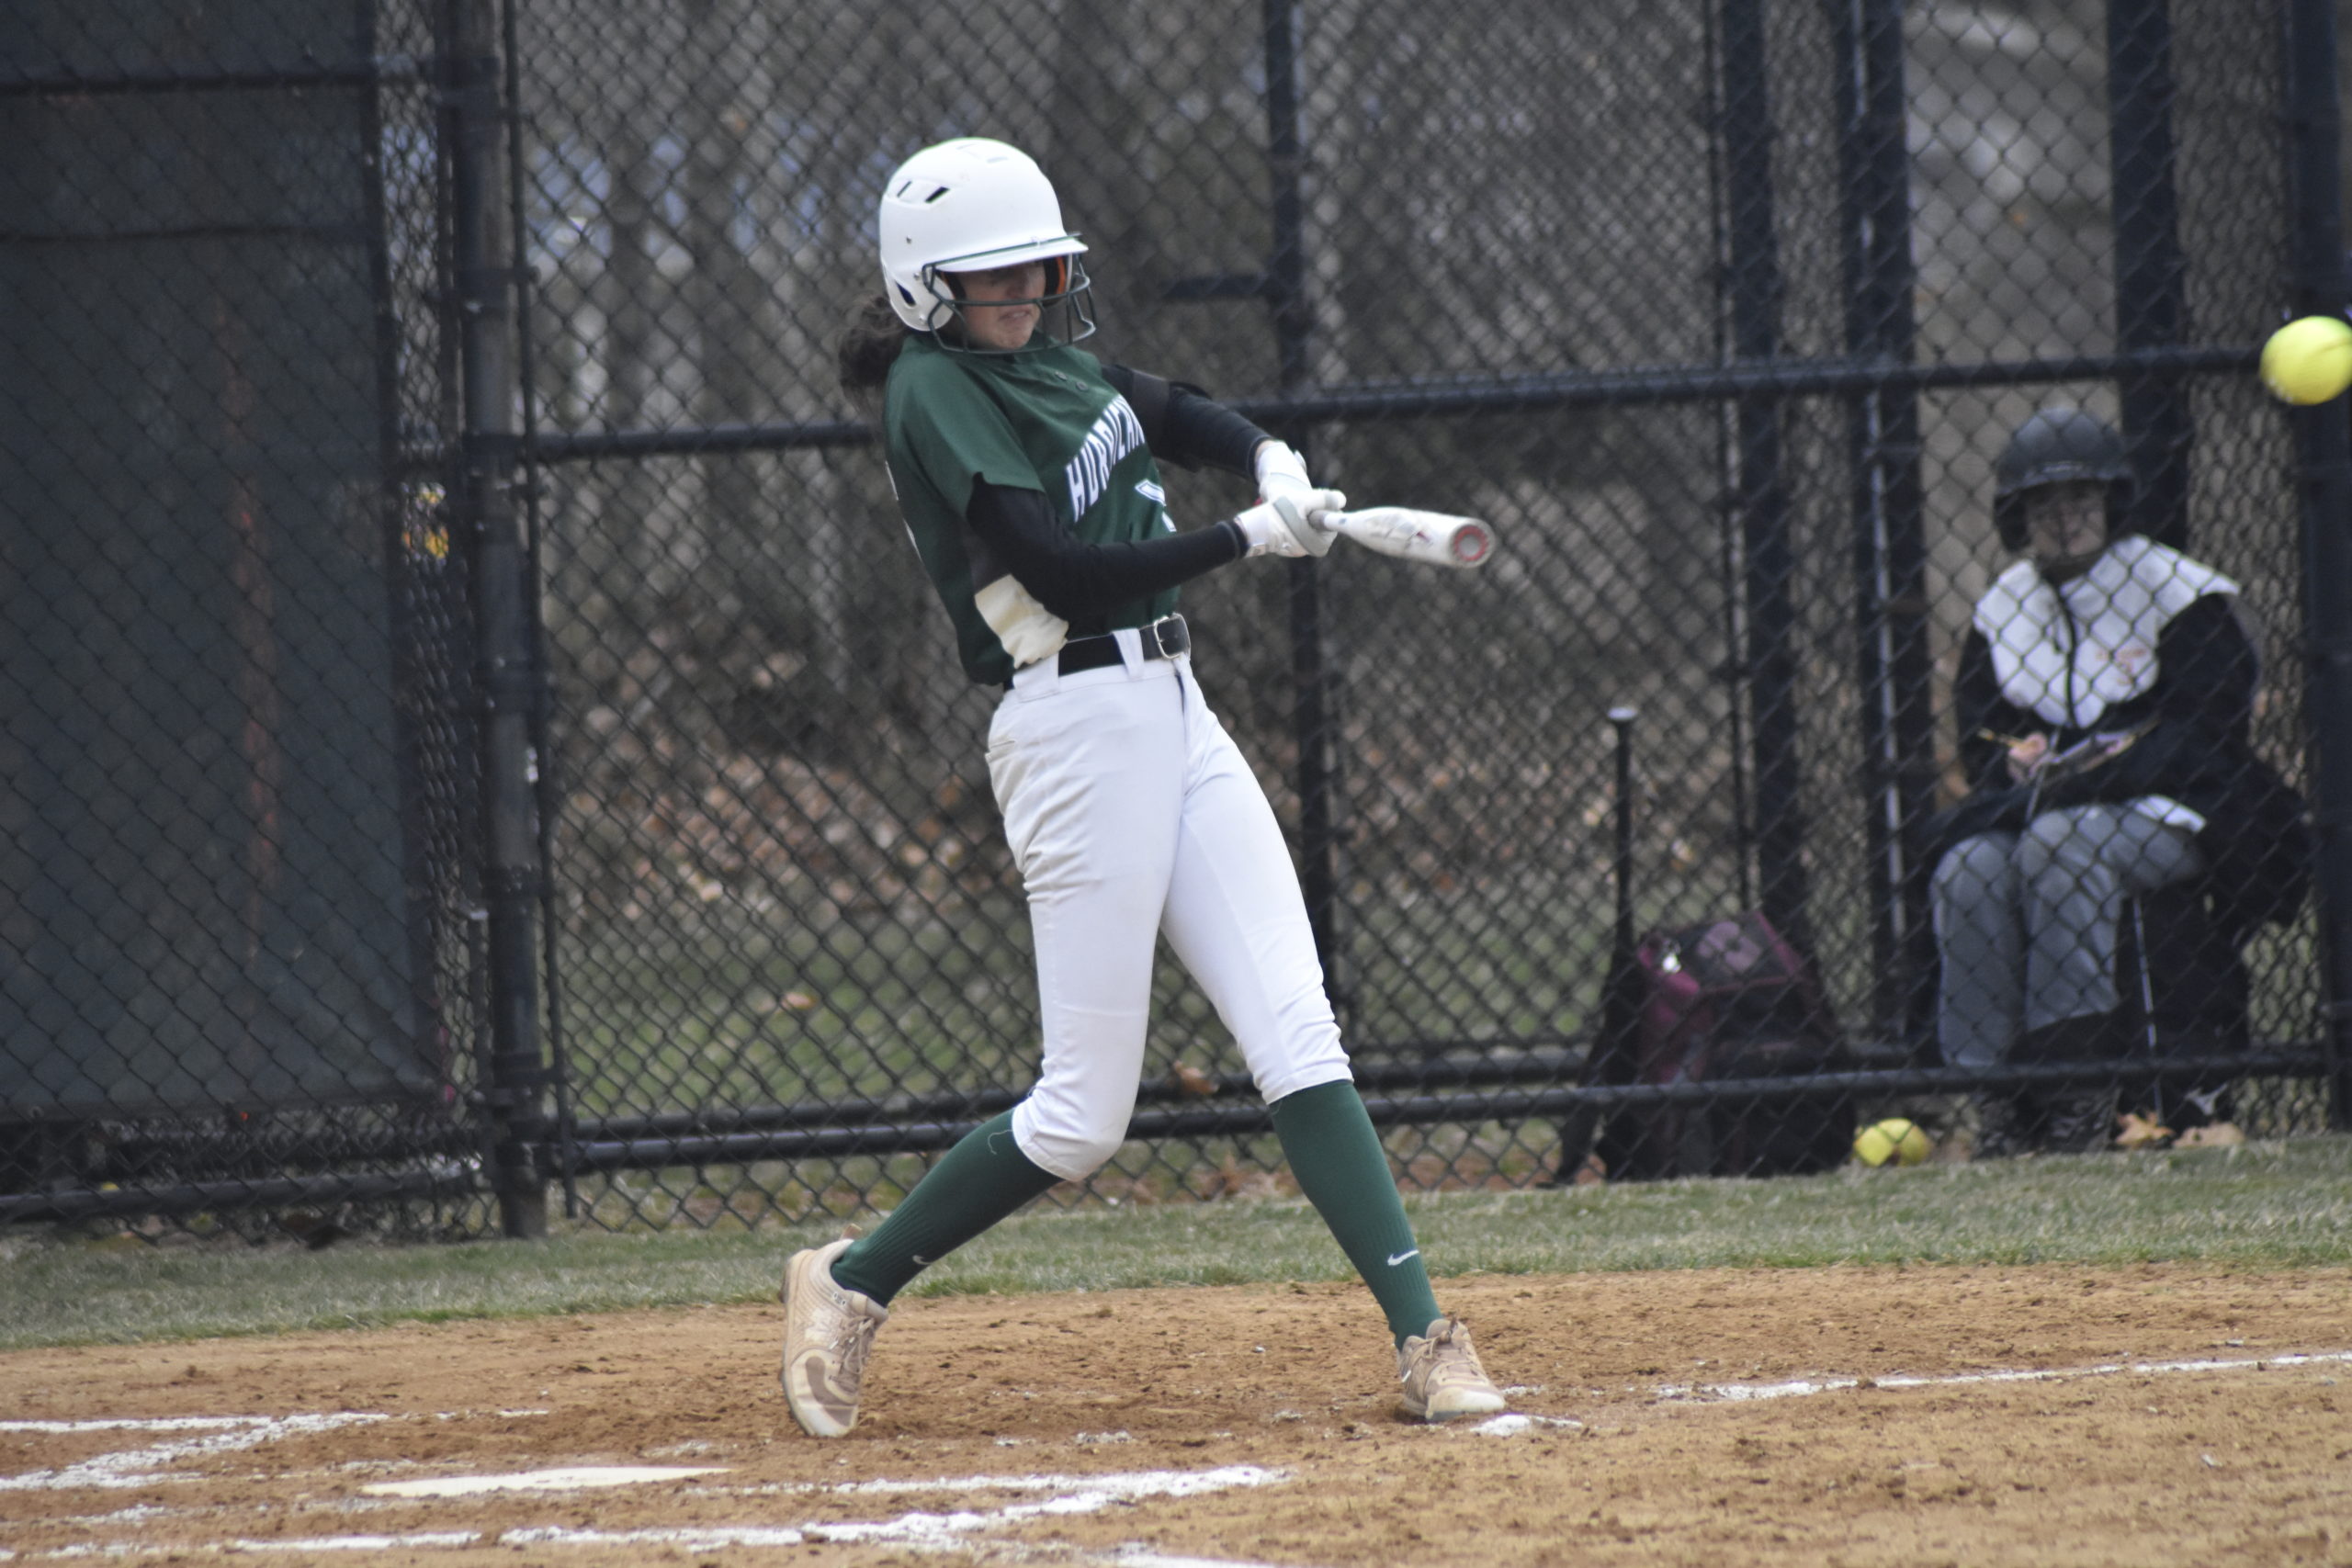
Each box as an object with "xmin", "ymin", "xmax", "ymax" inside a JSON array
[{"xmin": 884, "ymin": 333, "xmax": 1177, "ymax": 685}]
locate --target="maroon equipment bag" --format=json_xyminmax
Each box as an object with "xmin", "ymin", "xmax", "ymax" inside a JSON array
[{"xmin": 1595, "ymin": 910, "xmax": 1852, "ymax": 1179}]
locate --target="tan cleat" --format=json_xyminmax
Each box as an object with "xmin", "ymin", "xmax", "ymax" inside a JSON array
[
  {"xmin": 778, "ymin": 1236, "xmax": 889, "ymax": 1438},
  {"xmin": 1396, "ymin": 1315, "xmax": 1508, "ymax": 1423}
]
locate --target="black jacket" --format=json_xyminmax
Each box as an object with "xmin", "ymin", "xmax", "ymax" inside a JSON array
[{"xmin": 1943, "ymin": 580, "xmax": 2309, "ymax": 935}]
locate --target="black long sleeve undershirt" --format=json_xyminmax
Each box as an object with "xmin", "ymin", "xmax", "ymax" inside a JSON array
[
  {"xmin": 967, "ymin": 481, "xmax": 1246, "ymax": 624},
  {"xmin": 961, "ymin": 372, "xmax": 1272, "ymax": 624},
  {"xmin": 1135, "ymin": 378, "xmax": 1269, "ymax": 477}
]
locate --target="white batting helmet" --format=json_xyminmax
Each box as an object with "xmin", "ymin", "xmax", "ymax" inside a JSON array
[{"xmin": 876, "ymin": 138, "xmax": 1092, "ymax": 342}]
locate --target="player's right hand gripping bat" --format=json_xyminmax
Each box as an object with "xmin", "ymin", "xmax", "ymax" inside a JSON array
[{"xmin": 1317, "ymin": 506, "xmax": 1495, "ymax": 569}]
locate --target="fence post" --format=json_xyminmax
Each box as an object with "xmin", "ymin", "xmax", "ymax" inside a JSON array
[
  {"xmin": 1718, "ymin": 0, "xmax": 1815, "ymax": 953},
  {"xmin": 445, "ymin": 0, "xmax": 549, "ymax": 1234},
  {"xmin": 2282, "ymin": 0, "xmax": 2352, "ymax": 1131},
  {"xmin": 1830, "ymin": 0, "xmax": 1938, "ymax": 1043},
  {"xmin": 1260, "ymin": 0, "xmax": 1345, "ymax": 1005},
  {"xmin": 2109, "ymin": 0, "xmax": 2193, "ymax": 550}
]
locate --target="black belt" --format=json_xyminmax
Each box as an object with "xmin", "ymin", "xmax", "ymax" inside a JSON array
[{"xmin": 1055, "ymin": 614, "xmax": 1189, "ymax": 675}]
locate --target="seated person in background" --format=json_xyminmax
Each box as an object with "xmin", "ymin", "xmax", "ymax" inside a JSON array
[{"xmin": 1931, "ymin": 406, "xmax": 2301, "ymax": 1156}]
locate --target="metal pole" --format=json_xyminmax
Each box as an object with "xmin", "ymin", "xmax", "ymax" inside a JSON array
[
  {"xmin": 1261, "ymin": 0, "xmax": 1344, "ymax": 1004},
  {"xmin": 444, "ymin": 0, "xmax": 548, "ymax": 1234},
  {"xmin": 499, "ymin": 0, "xmax": 578, "ymax": 1222},
  {"xmin": 1553, "ymin": 706, "xmax": 1640, "ymax": 1183},
  {"xmin": 1830, "ymin": 0, "xmax": 1937, "ymax": 1043},
  {"xmin": 2109, "ymin": 0, "xmax": 2193, "ymax": 550},
  {"xmin": 2282, "ymin": 0, "xmax": 2352, "ymax": 1130},
  {"xmin": 1702, "ymin": 0, "xmax": 1754, "ymax": 918},
  {"xmin": 1718, "ymin": 0, "xmax": 1814, "ymax": 951},
  {"xmin": 518, "ymin": 344, "xmax": 2256, "ymax": 464}
]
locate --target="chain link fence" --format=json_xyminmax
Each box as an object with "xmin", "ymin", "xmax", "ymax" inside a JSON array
[
  {"xmin": 5, "ymin": 0, "xmax": 2348, "ymax": 1238},
  {"xmin": 1, "ymin": 0, "xmax": 492, "ymax": 1235}
]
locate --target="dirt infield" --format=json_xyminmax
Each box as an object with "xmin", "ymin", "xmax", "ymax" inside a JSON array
[{"xmin": 5, "ymin": 1263, "xmax": 2350, "ymax": 1566}]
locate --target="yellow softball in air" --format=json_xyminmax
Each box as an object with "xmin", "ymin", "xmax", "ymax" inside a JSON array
[
  {"xmin": 1852, "ymin": 1117, "xmax": 1931, "ymax": 1168},
  {"xmin": 2260, "ymin": 316, "xmax": 2352, "ymax": 405}
]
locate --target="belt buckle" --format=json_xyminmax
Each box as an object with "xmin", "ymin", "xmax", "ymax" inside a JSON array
[{"xmin": 1148, "ymin": 615, "xmax": 1185, "ymax": 660}]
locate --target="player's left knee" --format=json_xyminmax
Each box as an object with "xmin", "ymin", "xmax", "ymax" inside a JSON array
[{"xmin": 1019, "ymin": 1116, "xmax": 1126, "ymax": 1181}]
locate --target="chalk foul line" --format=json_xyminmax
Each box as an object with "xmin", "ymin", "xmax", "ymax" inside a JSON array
[{"xmin": 1654, "ymin": 1347, "xmax": 2352, "ymax": 1404}]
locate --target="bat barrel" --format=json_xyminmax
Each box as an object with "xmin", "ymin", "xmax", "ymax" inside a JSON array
[{"xmin": 1328, "ymin": 507, "xmax": 1497, "ymax": 568}]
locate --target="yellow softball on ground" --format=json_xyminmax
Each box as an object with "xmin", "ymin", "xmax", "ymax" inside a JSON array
[
  {"xmin": 2260, "ymin": 316, "xmax": 2352, "ymax": 405},
  {"xmin": 1853, "ymin": 1117, "xmax": 1931, "ymax": 1168}
]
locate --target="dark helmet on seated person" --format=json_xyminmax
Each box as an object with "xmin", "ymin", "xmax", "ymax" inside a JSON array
[{"xmin": 1992, "ymin": 407, "xmax": 2133, "ymax": 551}]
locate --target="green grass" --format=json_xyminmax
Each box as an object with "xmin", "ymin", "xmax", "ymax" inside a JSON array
[{"xmin": 4, "ymin": 1134, "xmax": 2348, "ymax": 1351}]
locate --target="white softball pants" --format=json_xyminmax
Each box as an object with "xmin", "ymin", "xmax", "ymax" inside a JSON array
[{"xmin": 987, "ymin": 629, "xmax": 1354, "ymax": 1181}]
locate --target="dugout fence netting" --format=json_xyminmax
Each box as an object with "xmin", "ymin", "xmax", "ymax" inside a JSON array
[
  {"xmin": 0, "ymin": 0, "xmax": 2341, "ymax": 1237},
  {"xmin": 0, "ymin": 0, "xmax": 498, "ymax": 1237}
]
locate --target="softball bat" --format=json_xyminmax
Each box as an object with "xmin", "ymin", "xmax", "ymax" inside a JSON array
[{"xmin": 1320, "ymin": 506, "xmax": 1495, "ymax": 569}]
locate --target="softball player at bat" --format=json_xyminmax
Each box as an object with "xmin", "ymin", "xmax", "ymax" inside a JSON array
[{"xmin": 777, "ymin": 137, "xmax": 1506, "ymax": 1437}]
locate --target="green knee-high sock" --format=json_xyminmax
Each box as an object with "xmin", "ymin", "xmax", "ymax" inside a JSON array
[
  {"xmin": 1271, "ymin": 1079, "xmax": 1443, "ymax": 1346},
  {"xmin": 830, "ymin": 1111, "xmax": 1061, "ymax": 1306}
]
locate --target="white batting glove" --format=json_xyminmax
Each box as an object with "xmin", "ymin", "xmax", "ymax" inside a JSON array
[
  {"xmin": 1254, "ymin": 441, "xmax": 1344, "ymax": 558},
  {"xmin": 1255, "ymin": 439, "xmax": 1315, "ymax": 502},
  {"xmin": 1233, "ymin": 500, "xmax": 1313, "ymax": 558}
]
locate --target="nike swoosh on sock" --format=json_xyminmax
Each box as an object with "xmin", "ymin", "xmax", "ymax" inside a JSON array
[{"xmin": 1385, "ymin": 1249, "xmax": 1420, "ymax": 1267}]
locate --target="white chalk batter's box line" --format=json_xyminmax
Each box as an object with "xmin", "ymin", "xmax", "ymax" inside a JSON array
[
  {"xmin": 0, "ymin": 1414, "xmax": 390, "ymax": 1493},
  {"xmin": 0, "ymin": 1458, "xmax": 1292, "ymax": 1562}
]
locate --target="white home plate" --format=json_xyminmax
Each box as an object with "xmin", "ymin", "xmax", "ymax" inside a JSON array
[
  {"xmin": 363, "ymin": 1466, "xmax": 725, "ymax": 1497},
  {"xmin": 1468, "ymin": 1413, "xmax": 1584, "ymax": 1437}
]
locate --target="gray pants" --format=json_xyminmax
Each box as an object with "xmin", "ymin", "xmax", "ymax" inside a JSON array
[{"xmin": 1931, "ymin": 803, "xmax": 2207, "ymax": 1069}]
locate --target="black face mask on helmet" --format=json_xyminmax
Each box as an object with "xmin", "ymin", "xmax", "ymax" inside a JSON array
[{"xmin": 1991, "ymin": 406, "xmax": 2134, "ymax": 553}]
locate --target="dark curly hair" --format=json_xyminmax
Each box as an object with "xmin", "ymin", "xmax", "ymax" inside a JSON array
[{"xmin": 836, "ymin": 293, "xmax": 914, "ymax": 413}]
